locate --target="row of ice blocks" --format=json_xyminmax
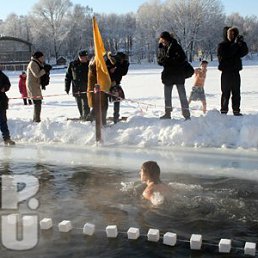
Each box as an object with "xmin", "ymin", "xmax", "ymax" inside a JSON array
[{"xmin": 39, "ymin": 219, "xmax": 257, "ymax": 257}]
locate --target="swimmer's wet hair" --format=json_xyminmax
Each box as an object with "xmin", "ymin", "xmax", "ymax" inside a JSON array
[{"xmin": 141, "ymin": 161, "xmax": 161, "ymax": 184}]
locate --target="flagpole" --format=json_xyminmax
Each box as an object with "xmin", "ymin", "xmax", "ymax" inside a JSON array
[
  {"xmin": 92, "ymin": 16, "xmax": 111, "ymax": 143},
  {"xmin": 94, "ymin": 84, "xmax": 102, "ymax": 143}
]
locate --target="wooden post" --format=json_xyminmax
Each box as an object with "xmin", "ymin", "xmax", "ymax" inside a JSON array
[{"xmin": 94, "ymin": 84, "xmax": 102, "ymax": 142}]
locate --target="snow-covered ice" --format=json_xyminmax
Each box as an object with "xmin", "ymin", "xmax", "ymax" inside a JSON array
[{"xmin": 3, "ymin": 61, "xmax": 258, "ymax": 150}]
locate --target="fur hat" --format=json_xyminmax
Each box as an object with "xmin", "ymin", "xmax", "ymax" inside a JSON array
[
  {"xmin": 160, "ymin": 31, "xmax": 172, "ymax": 41},
  {"xmin": 78, "ymin": 50, "xmax": 88, "ymax": 57},
  {"xmin": 33, "ymin": 51, "xmax": 44, "ymax": 59}
]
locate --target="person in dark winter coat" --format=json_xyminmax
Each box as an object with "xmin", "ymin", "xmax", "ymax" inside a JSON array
[
  {"xmin": 106, "ymin": 51, "xmax": 129, "ymax": 123},
  {"xmin": 18, "ymin": 71, "xmax": 32, "ymax": 105},
  {"xmin": 26, "ymin": 51, "xmax": 49, "ymax": 122},
  {"xmin": 157, "ymin": 31, "xmax": 190, "ymax": 120},
  {"xmin": 65, "ymin": 50, "xmax": 90, "ymax": 120},
  {"xmin": 217, "ymin": 26, "xmax": 248, "ymax": 115},
  {"xmin": 0, "ymin": 70, "xmax": 15, "ymax": 145}
]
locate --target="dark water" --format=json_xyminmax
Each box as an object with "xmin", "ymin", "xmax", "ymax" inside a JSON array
[{"xmin": 1, "ymin": 157, "xmax": 258, "ymax": 258}]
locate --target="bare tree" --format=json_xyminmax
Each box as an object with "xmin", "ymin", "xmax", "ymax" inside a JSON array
[
  {"xmin": 30, "ymin": 0, "xmax": 72, "ymax": 62},
  {"xmin": 1, "ymin": 0, "xmax": 258, "ymax": 64},
  {"xmin": 1, "ymin": 14, "xmax": 30, "ymax": 41},
  {"xmin": 163, "ymin": 0, "xmax": 224, "ymax": 61},
  {"xmin": 136, "ymin": 0, "xmax": 163, "ymax": 62},
  {"xmin": 96, "ymin": 13, "xmax": 136, "ymax": 57},
  {"xmin": 64, "ymin": 4, "xmax": 93, "ymax": 60}
]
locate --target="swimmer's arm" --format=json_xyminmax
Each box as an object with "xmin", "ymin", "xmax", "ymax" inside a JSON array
[{"xmin": 142, "ymin": 187, "xmax": 153, "ymax": 201}]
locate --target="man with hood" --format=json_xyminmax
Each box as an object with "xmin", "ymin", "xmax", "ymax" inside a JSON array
[
  {"xmin": 217, "ymin": 26, "xmax": 248, "ymax": 116},
  {"xmin": 157, "ymin": 31, "xmax": 190, "ymax": 120}
]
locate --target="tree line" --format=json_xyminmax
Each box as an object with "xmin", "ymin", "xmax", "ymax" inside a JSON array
[{"xmin": 0, "ymin": 0, "xmax": 258, "ymax": 64}]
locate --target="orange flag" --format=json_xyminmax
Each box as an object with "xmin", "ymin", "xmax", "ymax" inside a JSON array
[{"xmin": 92, "ymin": 16, "xmax": 111, "ymax": 92}]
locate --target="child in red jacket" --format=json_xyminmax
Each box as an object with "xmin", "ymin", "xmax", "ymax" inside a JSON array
[{"xmin": 18, "ymin": 71, "xmax": 32, "ymax": 105}]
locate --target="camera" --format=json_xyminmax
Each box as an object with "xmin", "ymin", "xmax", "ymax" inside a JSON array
[{"xmin": 236, "ymin": 35, "xmax": 244, "ymax": 43}]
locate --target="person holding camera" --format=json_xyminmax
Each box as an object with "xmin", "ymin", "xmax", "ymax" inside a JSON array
[
  {"xmin": 217, "ymin": 26, "xmax": 248, "ymax": 116},
  {"xmin": 26, "ymin": 51, "xmax": 51, "ymax": 122},
  {"xmin": 157, "ymin": 31, "xmax": 190, "ymax": 120}
]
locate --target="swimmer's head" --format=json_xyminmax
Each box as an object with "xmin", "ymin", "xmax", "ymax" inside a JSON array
[{"xmin": 140, "ymin": 161, "xmax": 161, "ymax": 184}]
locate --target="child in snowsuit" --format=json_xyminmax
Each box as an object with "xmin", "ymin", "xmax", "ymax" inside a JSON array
[{"xmin": 18, "ymin": 71, "xmax": 32, "ymax": 105}]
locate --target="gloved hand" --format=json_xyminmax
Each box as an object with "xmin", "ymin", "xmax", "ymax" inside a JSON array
[
  {"xmin": 44, "ymin": 64, "xmax": 52, "ymax": 73},
  {"xmin": 236, "ymin": 35, "xmax": 244, "ymax": 43},
  {"xmin": 158, "ymin": 42, "xmax": 164, "ymax": 48}
]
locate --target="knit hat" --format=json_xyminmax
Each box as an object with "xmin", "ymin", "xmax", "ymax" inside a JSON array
[
  {"xmin": 78, "ymin": 50, "xmax": 88, "ymax": 57},
  {"xmin": 33, "ymin": 51, "xmax": 44, "ymax": 59},
  {"xmin": 160, "ymin": 31, "xmax": 172, "ymax": 41}
]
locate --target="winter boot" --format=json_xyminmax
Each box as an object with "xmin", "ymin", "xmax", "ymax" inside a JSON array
[
  {"xmin": 86, "ymin": 110, "xmax": 95, "ymax": 122},
  {"xmin": 233, "ymin": 111, "xmax": 243, "ymax": 116},
  {"xmin": 33, "ymin": 102, "xmax": 41, "ymax": 122},
  {"xmin": 4, "ymin": 138, "xmax": 15, "ymax": 146},
  {"xmin": 160, "ymin": 109, "xmax": 171, "ymax": 119}
]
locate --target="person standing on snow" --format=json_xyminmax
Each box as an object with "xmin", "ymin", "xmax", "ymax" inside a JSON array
[
  {"xmin": 18, "ymin": 71, "xmax": 32, "ymax": 105},
  {"xmin": 106, "ymin": 51, "xmax": 129, "ymax": 123},
  {"xmin": 157, "ymin": 31, "xmax": 190, "ymax": 120},
  {"xmin": 217, "ymin": 26, "xmax": 248, "ymax": 116},
  {"xmin": 26, "ymin": 51, "xmax": 50, "ymax": 122},
  {"xmin": 188, "ymin": 60, "xmax": 208, "ymax": 114},
  {"xmin": 65, "ymin": 50, "xmax": 90, "ymax": 120},
  {"xmin": 0, "ymin": 70, "xmax": 15, "ymax": 145}
]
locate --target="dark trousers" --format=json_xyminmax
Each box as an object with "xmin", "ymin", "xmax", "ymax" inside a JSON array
[
  {"xmin": 164, "ymin": 84, "xmax": 190, "ymax": 119},
  {"xmin": 33, "ymin": 99, "xmax": 42, "ymax": 122},
  {"xmin": 221, "ymin": 71, "xmax": 241, "ymax": 114},
  {"xmin": 0, "ymin": 110, "xmax": 10, "ymax": 141},
  {"xmin": 113, "ymin": 101, "xmax": 120, "ymax": 123},
  {"xmin": 75, "ymin": 94, "xmax": 90, "ymax": 120},
  {"xmin": 23, "ymin": 98, "xmax": 32, "ymax": 105}
]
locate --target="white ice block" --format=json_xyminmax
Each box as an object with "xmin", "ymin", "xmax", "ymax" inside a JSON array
[
  {"xmin": 106, "ymin": 225, "xmax": 118, "ymax": 238},
  {"xmin": 58, "ymin": 220, "xmax": 72, "ymax": 232},
  {"xmin": 40, "ymin": 218, "xmax": 53, "ymax": 230},
  {"xmin": 190, "ymin": 234, "xmax": 202, "ymax": 250},
  {"xmin": 127, "ymin": 227, "xmax": 140, "ymax": 240},
  {"xmin": 244, "ymin": 242, "xmax": 256, "ymax": 256},
  {"xmin": 83, "ymin": 223, "xmax": 95, "ymax": 236},
  {"xmin": 163, "ymin": 232, "xmax": 177, "ymax": 246},
  {"xmin": 219, "ymin": 239, "xmax": 231, "ymax": 253},
  {"xmin": 147, "ymin": 228, "xmax": 160, "ymax": 242}
]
